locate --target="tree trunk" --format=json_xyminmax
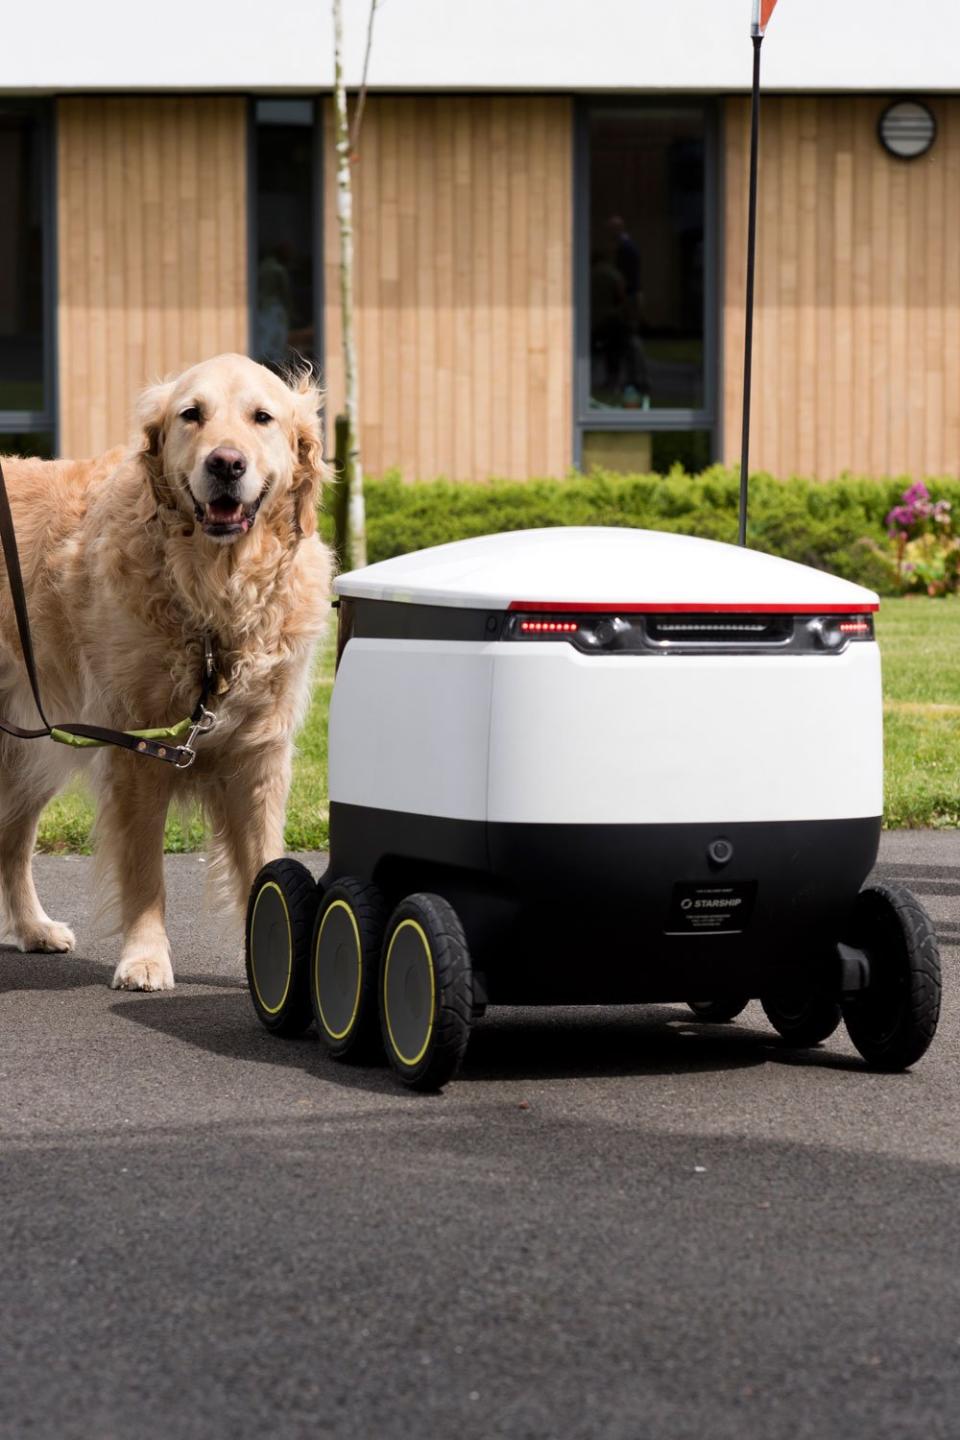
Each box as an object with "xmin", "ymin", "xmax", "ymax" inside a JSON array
[
  {"xmin": 332, "ymin": 0, "xmax": 367, "ymax": 570},
  {"xmin": 332, "ymin": 412, "xmax": 351, "ymax": 571}
]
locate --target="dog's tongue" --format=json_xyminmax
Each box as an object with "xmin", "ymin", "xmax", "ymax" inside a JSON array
[{"xmin": 205, "ymin": 499, "xmax": 244, "ymax": 524}]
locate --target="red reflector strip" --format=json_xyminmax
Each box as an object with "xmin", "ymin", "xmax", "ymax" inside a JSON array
[
  {"xmin": 519, "ymin": 620, "xmax": 579, "ymax": 634},
  {"xmin": 508, "ymin": 601, "xmax": 879, "ymax": 615},
  {"xmin": 838, "ymin": 620, "xmax": 871, "ymax": 634}
]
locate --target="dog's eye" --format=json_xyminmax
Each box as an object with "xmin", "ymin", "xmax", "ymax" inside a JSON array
[
  {"xmin": 180, "ymin": 406, "xmax": 201, "ymax": 423},
  {"xmin": 253, "ymin": 410, "xmax": 273, "ymax": 426}
]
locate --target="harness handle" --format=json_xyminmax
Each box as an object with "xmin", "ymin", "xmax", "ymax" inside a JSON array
[{"xmin": 0, "ymin": 455, "xmax": 217, "ymax": 766}]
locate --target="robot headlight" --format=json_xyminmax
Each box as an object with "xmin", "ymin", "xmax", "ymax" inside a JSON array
[
  {"xmin": 507, "ymin": 610, "xmax": 876, "ymax": 655},
  {"xmin": 508, "ymin": 614, "xmax": 629, "ymax": 650},
  {"xmin": 808, "ymin": 615, "xmax": 875, "ymax": 650}
]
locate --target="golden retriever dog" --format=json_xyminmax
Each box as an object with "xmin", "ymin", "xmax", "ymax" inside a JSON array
[{"xmin": 0, "ymin": 353, "xmax": 332, "ymax": 990}]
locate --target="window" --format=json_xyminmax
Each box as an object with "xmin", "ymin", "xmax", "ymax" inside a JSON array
[
  {"xmin": 0, "ymin": 103, "xmax": 54, "ymax": 450},
  {"xmin": 250, "ymin": 99, "xmax": 321, "ymax": 372},
  {"xmin": 576, "ymin": 103, "xmax": 717, "ymax": 469}
]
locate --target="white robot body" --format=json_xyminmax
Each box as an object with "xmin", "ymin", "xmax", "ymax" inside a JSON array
[
  {"xmin": 329, "ymin": 528, "xmax": 882, "ymax": 1004},
  {"xmin": 332, "ymin": 526, "xmax": 881, "ymax": 827},
  {"xmin": 331, "ymin": 637, "xmax": 881, "ymax": 826}
]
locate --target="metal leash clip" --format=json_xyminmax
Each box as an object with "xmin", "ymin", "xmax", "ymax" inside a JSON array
[{"xmin": 175, "ymin": 706, "xmax": 218, "ymax": 770}]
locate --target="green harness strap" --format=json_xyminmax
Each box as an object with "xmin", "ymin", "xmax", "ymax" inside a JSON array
[{"xmin": 50, "ymin": 715, "xmax": 195, "ymax": 749}]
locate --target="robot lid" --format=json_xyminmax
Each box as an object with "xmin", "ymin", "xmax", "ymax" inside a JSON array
[{"xmin": 334, "ymin": 527, "xmax": 879, "ymax": 614}]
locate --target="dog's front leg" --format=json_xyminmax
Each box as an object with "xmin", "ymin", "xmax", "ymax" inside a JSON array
[
  {"xmin": 97, "ymin": 753, "xmax": 176, "ymax": 991},
  {"xmin": 0, "ymin": 784, "xmax": 76, "ymax": 954},
  {"xmin": 206, "ymin": 741, "xmax": 292, "ymax": 916}
]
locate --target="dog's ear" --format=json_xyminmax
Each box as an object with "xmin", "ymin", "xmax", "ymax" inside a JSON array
[
  {"xmin": 137, "ymin": 378, "xmax": 176, "ymax": 461},
  {"xmin": 288, "ymin": 370, "xmax": 330, "ymax": 539},
  {"xmin": 135, "ymin": 378, "xmax": 177, "ymax": 505}
]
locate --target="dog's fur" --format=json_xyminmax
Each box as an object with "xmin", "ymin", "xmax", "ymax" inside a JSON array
[{"xmin": 0, "ymin": 353, "xmax": 332, "ymax": 990}]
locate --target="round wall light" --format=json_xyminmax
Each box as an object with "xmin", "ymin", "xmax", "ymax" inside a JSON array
[{"xmin": 878, "ymin": 100, "xmax": 937, "ymax": 160}]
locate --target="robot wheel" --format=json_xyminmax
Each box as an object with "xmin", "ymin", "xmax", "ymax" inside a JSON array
[
  {"xmin": 245, "ymin": 858, "xmax": 320, "ymax": 1036},
  {"xmin": 761, "ymin": 985, "xmax": 843, "ymax": 1047},
  {"xmin": 312, "ymin": 877, "xmax": 386, "ymax": 1061},
  {"xmin": 687, "ymin": 997, "xmax": 750, "ymax": 1024},
  {"xmin": 842, "ymin": 882, "xmax": 942, "ymax": 1071},
  {"xmin": 380, "ymin": 892, "xmax": 475, "ymax": 1091}
]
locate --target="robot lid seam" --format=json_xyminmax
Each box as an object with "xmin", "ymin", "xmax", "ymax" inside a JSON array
[
  {"xmin": 332, "ymin": 589, "xmax": 880, "ymax": 615},
  {"xmin": 507, "ymin": 601, "xmax": 880, "ymax": 614}
]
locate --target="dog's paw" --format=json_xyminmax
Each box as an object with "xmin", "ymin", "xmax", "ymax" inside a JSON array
[
  {"xmin": 17, "ymin": 920, "xmax": 76, "ymax": 954},
  {"xmin": 111, "ymin": 952, "xmax": 175, "ymax": 992}
]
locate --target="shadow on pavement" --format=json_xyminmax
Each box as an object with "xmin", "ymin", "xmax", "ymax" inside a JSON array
[
  {"xmin": 110, "ymin": 991, "xmax": 401, "ymax": 1096},
  {"xmin": 0, "ymin": 946, "xmax": 246, "ymax": 993},
  {"xmin": 0, "ymin": 946, "xmax": 115, "ymax": 992},
  {"xmin": 462, "ymin": 1007, "xmax": 870, "ymax": 1079},
  {"xmin": 109, "ymin": 990, "xmax": 870, "ymax": 1088}
]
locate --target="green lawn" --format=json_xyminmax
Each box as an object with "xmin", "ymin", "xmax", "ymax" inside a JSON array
[
  {"xmin": 34, "ymin": 596, "xmax": 960, "ymax": 852},
  {"xmin": 876, "ymin": 597, "xmax": 960, "ymax": 828},
  {"xmin": 874, "ymin": 597, "xmax": 960, "ymax": 704}
]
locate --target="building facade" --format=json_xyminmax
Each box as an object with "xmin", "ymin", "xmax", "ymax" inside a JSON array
[{"xmin": 2, "ymin": 0, "xmax": 958, "ymax": 479}]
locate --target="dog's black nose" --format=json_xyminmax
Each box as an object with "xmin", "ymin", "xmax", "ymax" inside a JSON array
[{"xmin": 206, "ymin": 447, "xmax": 247, "ymax": 482}]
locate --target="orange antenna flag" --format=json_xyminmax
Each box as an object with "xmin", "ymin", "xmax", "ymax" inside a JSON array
[{"xmin": 752, "ymin": 0, "xmax": 780, "ymax": 34}]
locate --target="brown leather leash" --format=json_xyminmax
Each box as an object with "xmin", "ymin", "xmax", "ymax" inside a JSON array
[{"xmin": 0, "ymin": 454, "xmax": 217, "ymax": 768}]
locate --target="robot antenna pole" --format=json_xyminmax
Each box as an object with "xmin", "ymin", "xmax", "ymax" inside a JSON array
[{"xmin": 738, "ymin": 32, "xmax": 763, "ymax": 548}]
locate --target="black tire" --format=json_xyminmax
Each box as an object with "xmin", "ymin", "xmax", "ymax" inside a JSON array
[
  {"xmin": 311, "ymin": 877, "xmax": 385, "ymax": 1061},
  {"xmin": 687, "ymin": 997, "xmax": 750, "ymax": 1023},
  {"xmin": 761, "ymin": 982, "xmax": 842, "ymax": 1047},
  {"xmin": 380, "ymin": 893, "xmax": 474, "ymax": 1091},
  {"xmin": 245, "ymin": 858, "xmax": 318, "ymax": 1036},
  {"xmin": 843, "ymin": 882, "xmax": 941, "ymax": 1071}
]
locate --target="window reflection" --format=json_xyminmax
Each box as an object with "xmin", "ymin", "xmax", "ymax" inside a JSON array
[
  {"xmin": 0, "ymin": 106, "xmax": 46, "ymax": 415},
  {"xmin": 588, "ymin": 110, "xmax": 706, "ymax": 413},
  {"xmin": 254, "ymin": 100, "xmax": 317, "ymax": 370},
  {"xmin": 0, "ymin": 431, "xmax": 53, "ymax": 459}
]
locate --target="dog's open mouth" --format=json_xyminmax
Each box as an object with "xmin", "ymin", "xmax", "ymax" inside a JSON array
[{"xmin": 194, "ymin": 495, "xmax": 262, "ymax": 538}]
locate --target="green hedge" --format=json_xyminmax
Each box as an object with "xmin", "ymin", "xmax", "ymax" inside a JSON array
[{"xmin": 321, "ymin": 468, "xmax": 960, "ymax": 594}]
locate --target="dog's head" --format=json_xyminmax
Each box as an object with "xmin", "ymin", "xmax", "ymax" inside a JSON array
[{"xmin": 137, "ymin": 353, "xmax": 327, "ymax": 545}]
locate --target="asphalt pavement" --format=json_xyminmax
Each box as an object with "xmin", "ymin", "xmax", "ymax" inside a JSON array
[{"xmin": 2, "ymin": 831, "xmax": 959, "ymax": 1440}]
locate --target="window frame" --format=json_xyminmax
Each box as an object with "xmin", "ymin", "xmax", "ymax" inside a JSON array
[
  {"xmin": 573, "ymin": 97, "xmax": 720, "ymax": 465},
  {"xmin": 0, "ymin": 100, "xmax": 57, "ymax": 446},
  {"xmin": 246, "ymin": 96, "xmax": 325, "ymax": 391}
]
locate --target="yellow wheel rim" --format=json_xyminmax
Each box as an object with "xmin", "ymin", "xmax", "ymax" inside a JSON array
[
  {"xmin": 383, "ymin": 918, "xmax": 436, "ymax": 1068},
  {"xmin": 314, "ymin": 898, "xmax": 363, "ymax": 1041},
  {"xmin": 250, "ymin": 881, "xmax": 293, "ymax": 1015}
]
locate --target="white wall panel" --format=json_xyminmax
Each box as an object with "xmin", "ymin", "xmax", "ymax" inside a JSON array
[{"xmin": 6, "ymin": 0, "xmax": 959, "ymax": 93}]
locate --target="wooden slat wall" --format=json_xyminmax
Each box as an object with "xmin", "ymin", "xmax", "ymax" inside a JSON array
[
  {"xmin": 724, "ymin": 96, "xmax": 960, "ymax": 479},
  {"xmin": 58, "ymin": 98, "xmax": 248, "ymax": 457},
  {"xmin": 324, "ymin": 97, "xmax": 573, "ymax": 481}
]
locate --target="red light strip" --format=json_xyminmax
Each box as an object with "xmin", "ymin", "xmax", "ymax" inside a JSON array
[
  {"xmin": 519, "ymin": 620, "xmax": 579, "ymax": 633},
  {"xmin": 508, "ymin": 601, "xmax": 879, "ymax": 615}
]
